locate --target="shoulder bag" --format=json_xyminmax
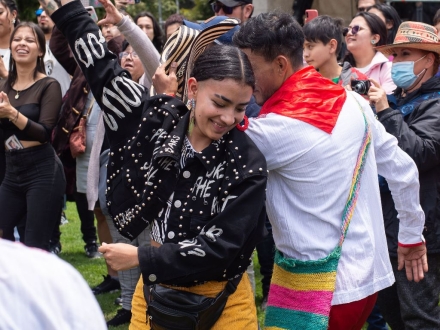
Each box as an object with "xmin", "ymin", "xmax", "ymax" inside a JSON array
[
  {"xmin": 264, "ymin": 95, "xmax": 372, "ymax": 330},
  {"xmin": 70, "ymin": 97, "xmax": 95, "ymax": 158}
]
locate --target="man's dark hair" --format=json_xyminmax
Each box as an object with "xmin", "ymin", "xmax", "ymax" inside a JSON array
[
  {"xmin": 233, "ymin": 11, "xmax": 304, "ymax": 70},
  {"xmin": 303, "ymin": 15, "xmax": 345, "ymax": 55},
  {"xmin": 191, "ymin": 44, "xmax": 255, "ymax": 89},
  {"xmin": 164, "ymin": 13, "xmax": 184, "ymax": 36}
]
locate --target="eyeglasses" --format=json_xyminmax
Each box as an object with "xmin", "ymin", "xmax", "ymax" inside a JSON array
[
  {"xmin": 211, "ymin": 2, "xmax": 242, "ymax": 15},
  {"xmin": 119, "ymin": 51, "xmax": 139, "ymax": 59},
  {"xmin": 343, "ymin": 25, "xmax": 365, "ymax": 37},
  {"xmin": 358, "ymin": 6, "xmax": 372, "ymax": 12},
  {"xmin": 35, "ymin": 8, "xmax": 43, "ymax": 17}
]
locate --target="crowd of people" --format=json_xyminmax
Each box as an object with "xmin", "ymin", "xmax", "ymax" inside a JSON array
[{"xmin": 0, "ymin": 0, "xmax": 439, "ymax": 329}]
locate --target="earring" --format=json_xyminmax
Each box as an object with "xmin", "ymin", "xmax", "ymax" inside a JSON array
[
  {"xmin": 12, "ymin": 19, "xmax": 15, "ymax": 24},
  {"xmin": 371, "ymin": 40, "xmax": 376, "ymax": 45},
  {"xmin": 186, "ymin": 98, "xmax": 196, "ymax": 110},
  {"xmin": 186, "ymin": 98, "xmax": 196, "ymax": 136}
]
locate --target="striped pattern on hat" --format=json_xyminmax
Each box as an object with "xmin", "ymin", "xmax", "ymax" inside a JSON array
[
  {"xmin": 158, "ymin": 17, "xmax": 239, "ymax": 101},
  {"xmin": 376, "ymin": 21, "xmax": 440, "ymax": 56}
]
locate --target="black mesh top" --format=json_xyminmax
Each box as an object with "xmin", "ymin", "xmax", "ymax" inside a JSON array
[{"xmin": 0, "ymin": 77, "xmax": 62, "ymax": 143}]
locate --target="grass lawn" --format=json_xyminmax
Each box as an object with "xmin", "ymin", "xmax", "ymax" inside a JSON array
[{"xmin": 61, "ymin": 202, "xmax": 370, "ymax": 329}]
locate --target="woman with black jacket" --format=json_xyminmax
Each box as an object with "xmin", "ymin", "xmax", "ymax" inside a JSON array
[
  {"xmin": 369, "ymin": 21, "xmax": 440, "ymax": 330},
  {"xmin": 40, "ymin": 0, "xmax": 267, "ymax": 328}
]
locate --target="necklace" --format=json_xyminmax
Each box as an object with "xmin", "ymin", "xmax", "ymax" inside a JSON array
[{"xmin": 13, "ymin": 80, "xmax": 35, "ymax": 99}]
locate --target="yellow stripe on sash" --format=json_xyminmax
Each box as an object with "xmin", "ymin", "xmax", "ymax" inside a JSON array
[{"xmin": 271, "ymin": 264, "xmax": 337, "ymax": 292}]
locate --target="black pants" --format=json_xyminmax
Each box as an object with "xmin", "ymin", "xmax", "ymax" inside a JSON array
[
  {"xmin": 376, "ymin": 255, "xmax": 440, "ymax": 330},
  {"xmin": 256, "ymin": 217, "xmax": 275, "ymax": 299},
  {"xmin": 0, "ymin": 143, "xmax": 65, "ymax": 251},
  {"xmin": 50, "ymin": 191, "xmax": 97, "ymax": 246}
]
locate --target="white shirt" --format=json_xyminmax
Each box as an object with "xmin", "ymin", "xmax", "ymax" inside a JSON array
[
  {"xmin": 44, "ymin": 40, "xmax": 71, "ymax": 97},
  {"xmin": 246, "ymin": 91, "xmax": 424, "ymax": 305},
  {"xmin": 0, "ymin": 239, "xmax": 107, "ymax": 330}
]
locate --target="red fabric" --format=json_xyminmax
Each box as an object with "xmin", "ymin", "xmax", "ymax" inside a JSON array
[
  {"xmin": 328, "ymin": 292, "xmax": 378, "ymax": 330},
  {"xmin": 398, "ymin": 241, "xmax": 424, "ymax": 247},
  {"xmin": 258, "ymin": 66, "xmax": 347, "ymax": 134}
]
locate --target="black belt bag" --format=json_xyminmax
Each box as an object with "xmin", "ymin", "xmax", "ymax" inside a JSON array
[{"xmin": 144, "ymin": 276, "xmax": 242, "ymax": 330}]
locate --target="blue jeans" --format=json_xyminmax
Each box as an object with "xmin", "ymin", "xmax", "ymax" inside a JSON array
[{"xmin": 0, "ymin": 143, "xmax": 65, "ymax": 251}]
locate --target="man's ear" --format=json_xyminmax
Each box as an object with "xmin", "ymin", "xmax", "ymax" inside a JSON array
[
  {"xmin": 243, "ymin": 4, "xmax": 253, "ymax": 20},
  {"xmin": 187, "ymin": 77, "xmax": 198, "ymax": 99},
  {"xmin": 329, "ymin": 39, "xmax": 338, "ymax": 54},
  {"xmin": 274, "ymin": 55, "xmax": 289, "ymax": 76}
]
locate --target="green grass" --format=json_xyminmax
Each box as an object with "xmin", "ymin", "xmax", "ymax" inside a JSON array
[{"xmin": 61, "ymin": 202, "xmax": 370, "ymax": 329}]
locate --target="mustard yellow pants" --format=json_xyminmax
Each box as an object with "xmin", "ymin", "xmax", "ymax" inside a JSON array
[{"xmin": 129, "ymin": 273, "xmax": 258, "ymax": 329}]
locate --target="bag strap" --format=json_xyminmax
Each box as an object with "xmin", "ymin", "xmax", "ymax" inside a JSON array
[
  {"xmin": 83, "ymin": 97, "xmax": 95, "ymax": 118},
  {"xmin": 338, "ymin": 95, "xmax": 372, "ymax": 247}
]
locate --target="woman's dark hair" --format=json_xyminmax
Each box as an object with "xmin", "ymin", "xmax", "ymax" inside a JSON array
[
  {"xmin": 134, "ymin": 11, "xmax": 163, "ymax": 53},
  {"xmin": 368, "ymin": 4, "xmax": 402, "ymax": 44},
  {"xmin": 233, "ymin": 11, "xmax": 305, "ymax": 71},
  {"xmin": 0, "ymin": 0, "xmax": 19, "ymax": 29},
  {"xmin": 191, "ymin": 44, "xmax": 255, "ymax": 89},
  {"xmin": 303, "ymin": 15, "xmax": 345, "ymax": 56},
  {"xmin": 344, "ymin": 11, "xmax": 387, "ymax": 67},
  {"xmin": 7, "ymin": 22, "xmax": 46, "ymax": 89}
]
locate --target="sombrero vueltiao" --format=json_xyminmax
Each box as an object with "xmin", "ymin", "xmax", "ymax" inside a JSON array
[
  {"xmin": 375, "ymin": 21, "xmax": 440, "ymax": 56},
  {"xmin": 158, "ymin": 16, "xmax": 240, "ymax": 102}
]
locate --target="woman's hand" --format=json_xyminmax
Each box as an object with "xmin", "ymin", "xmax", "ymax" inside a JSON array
[
  {"xmin": 97, "ymin": 0, "xmax": 123, "ymax": 26},
  {"xmin": 368, "ymin": 78, "xmax": 389, "ymax": 113},
  {"xmin": 152, "ymin": 62, "xmax": 178, "ymax": 95},
  {"xmin": 99, "ymin": 242, "xmax": 139, "ymax": 271},
  {"xmin": 0, "ymin": 92, "xmax": 17, "ymax": 120},
  {"xmin": 0, "ymin": 56, "xmax": 8, "ymax": 79}
]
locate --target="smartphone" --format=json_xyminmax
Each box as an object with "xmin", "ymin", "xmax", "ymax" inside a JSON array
[
  {"xmin": 85, "ymin": 6, "xmax": 98, "ymax": 22},
  {"xmin": 305, "ymin": 9, "xmax": 318, "ymax": 24}
]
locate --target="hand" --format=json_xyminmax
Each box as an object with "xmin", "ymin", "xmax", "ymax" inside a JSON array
[
  {"xmin": 97, "ymin": 0, "xmax": 123, "ymax": 26},
  {"xmin": 368, "ymin": 78, "xmax": 389, "ymax": 112},
  {"xmin": 397, "ymin": 244, "xmax": 428, "ymax": 282},
  {"xmin": 0, "ymin": 92, "xmax": 15, "ymax": 120},
  {"xmin": 99, "ymin": 242, "xmax": 139, "ymax": 271},
  {"xmin": 152, "ymin": 62, "xmax": 178, "ymax": 95}
]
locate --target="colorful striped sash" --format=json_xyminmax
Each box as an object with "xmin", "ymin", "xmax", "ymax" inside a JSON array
[{"xmin": 264, "ymin": 95, "xmax": 372, "ymax": 330}]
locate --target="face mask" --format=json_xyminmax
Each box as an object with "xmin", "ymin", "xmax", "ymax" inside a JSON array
[{"xmin": 391, "ymin": 55, "xmax": 427, "ymax": 89}]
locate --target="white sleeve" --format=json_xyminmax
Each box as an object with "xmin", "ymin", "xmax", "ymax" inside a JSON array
[
  {"xmin": 352, "ymin": 92, "xmax": 425, "ymax": 245},
  {"xmin": 117, "ymin": 15, "xmax": 160, "ymax": 89}
]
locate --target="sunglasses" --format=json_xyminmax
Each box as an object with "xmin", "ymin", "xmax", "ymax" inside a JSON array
[
  {"xmin": 343, "ymin": 25, "xmax": 364, "ymax": 37},
  {"xmin": 119, "ymin": 51, "xmax": 139, "ymax": 59},
  {"xmin": 211, "ymin": 2, "xmax": 242, "ymax": 15},
  {"xmin": 358, "ymin": 6, "xmax": 372, "ymax": 12},
  {"xmin": 35, "ymin": 8, "xmax": 44, "ymax": 17}
]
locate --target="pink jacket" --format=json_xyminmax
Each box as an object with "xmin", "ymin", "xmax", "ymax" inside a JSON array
[{"xmin": 360, "ymin": 51, "xmax": 396, "ymax": 94}]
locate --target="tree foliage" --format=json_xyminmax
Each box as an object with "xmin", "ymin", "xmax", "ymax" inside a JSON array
[
  {"xmin": 16, "ymin": 0, "xmax": 40, "ymax": 23},
  {"xmin": 14, "ymin": 0, "xmax": 212, "ymax": 26}
]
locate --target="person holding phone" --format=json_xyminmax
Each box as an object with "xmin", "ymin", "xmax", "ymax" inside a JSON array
[{"xmin": 0, "ymin": 22, "xmax": 65, "ymax": 251}]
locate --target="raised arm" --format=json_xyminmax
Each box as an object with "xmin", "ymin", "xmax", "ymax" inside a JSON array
[{"xmin": 39, "ymin": 0, "xmax": 148, "ymax": 145}]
